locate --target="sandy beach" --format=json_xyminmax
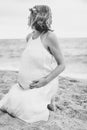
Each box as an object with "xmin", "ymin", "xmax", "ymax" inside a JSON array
[{"xmin": 0, "ymin": 70, "xmax": 87, "ymax": 130}]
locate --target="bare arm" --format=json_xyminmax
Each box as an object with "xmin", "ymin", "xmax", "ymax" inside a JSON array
[
  {"xmin": 45, "ymin": 32, "xmax": 66, "ymax": 83},
  {"xmin": 29, "ymin": 32, "xmax": 66, "ymax": 89}
]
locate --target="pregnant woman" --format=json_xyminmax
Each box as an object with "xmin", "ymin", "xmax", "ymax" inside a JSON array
[{"xmin": 0, "ymin": 5, "xmax": 65, "ymax": 123}]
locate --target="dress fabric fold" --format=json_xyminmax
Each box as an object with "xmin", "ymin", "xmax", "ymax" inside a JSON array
[{"xmin": 0, "ymin": 36, "xmax": 59, "ymax": 123}]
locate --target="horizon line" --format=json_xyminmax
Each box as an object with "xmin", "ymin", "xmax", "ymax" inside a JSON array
[{"xmin": 0, "ymin": 36, "xmax": 87, "ymax": 40}]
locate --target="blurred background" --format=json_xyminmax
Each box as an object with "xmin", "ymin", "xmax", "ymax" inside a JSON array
[{"xmin": 0, "ymin": 0, "xmax": 87, "ymax": 80}]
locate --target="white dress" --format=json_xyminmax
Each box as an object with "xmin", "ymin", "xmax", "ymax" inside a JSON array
[{"xmin": 0, "ymin": 35, "xmax": 59, "ymax": 123}]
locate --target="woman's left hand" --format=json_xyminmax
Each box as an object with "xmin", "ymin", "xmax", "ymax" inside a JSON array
[{"xmin": 29, "ymin": 77, "xmax": 48, "ymax": 89}]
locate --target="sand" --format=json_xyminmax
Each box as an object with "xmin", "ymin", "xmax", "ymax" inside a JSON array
[{"xmin": 0, "ymin": 70, "xmax": 87, "ymax": 130}]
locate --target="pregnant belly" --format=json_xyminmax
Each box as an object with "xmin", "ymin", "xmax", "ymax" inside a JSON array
[{"xmin": 18, "ymin": 69, "xmax": 45, "ymax": 89}]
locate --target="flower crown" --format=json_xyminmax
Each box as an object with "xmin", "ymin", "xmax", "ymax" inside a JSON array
[{"xmin": 29, "ymin": 6, "xmax": 52, "ymax": 29}]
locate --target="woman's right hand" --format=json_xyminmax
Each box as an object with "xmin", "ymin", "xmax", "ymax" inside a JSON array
[{"xmin": 29, "ymin": 80, "xmax": 39, "ymax": 89}]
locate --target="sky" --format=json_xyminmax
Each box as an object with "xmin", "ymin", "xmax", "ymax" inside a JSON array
[{"xmin": 0, "ymin": 0, "xmax": 87, "ymax": 38}]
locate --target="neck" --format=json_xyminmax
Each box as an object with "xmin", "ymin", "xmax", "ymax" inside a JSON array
[
  {"xmin": 31, "ymin": 30, "xmax": 40, "ymax": 40},
  {"xmin": 40, "ymin": 32, "xmax": 48, "ymax": 41},
  {"xmin": 31, "ymin": 31, "xmax": 46, "ymax": 41}
]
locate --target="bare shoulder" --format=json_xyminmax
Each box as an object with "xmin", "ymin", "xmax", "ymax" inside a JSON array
[
  {"xmin": 45, "ymin": 31, "xmax": 59, "ymax": 48},
  {"xmin": 47, "ymin": 31, "xmax": 58, "ymax": 40}
]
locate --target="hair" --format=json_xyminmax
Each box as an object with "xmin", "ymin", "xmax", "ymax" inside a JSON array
[{"xmin": 29, "ymin": 5, "xmax": 54, "ymax": 34}]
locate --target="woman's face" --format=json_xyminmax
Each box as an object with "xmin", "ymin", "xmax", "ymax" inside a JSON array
[
  {"xmin": 27, "ymin": 16, "xmax": 30, "ymax": 26},
  {"xmin": 28, "ymin": 13, "xmax": 34, "ymax": 27},
  {"xmin": 28, "ymin": 15, "xmax": 32, "ymax": 27},
  {"xmin": 31, "ymin": 26, "xmax": 41, "ymax": 38},
  {"xmin": 27, "ymin": 12, "xmax": 40, "ymax": 35},
  {"xmin": 32, "ymin": 26, "xmax": 38, "ymax": 34}
]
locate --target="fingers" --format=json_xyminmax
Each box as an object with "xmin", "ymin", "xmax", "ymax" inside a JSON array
[
  {"xmin": 29, "ymin": 84, "xmax": 35, "ymax": 89},
  {"xmin": 29, "ymin": 85, "xmax": 35, "ymax": 89},
  {"xmin": 29, "ymin": 80, "xmax": 40, "ymax": 89},
  {"xmin": 32, "ymin": 80, "xmax": 39, "ymax": 83},
  {"xmin": 29, "ymin": 82, "xmax": 38, "ymax": 89}
]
